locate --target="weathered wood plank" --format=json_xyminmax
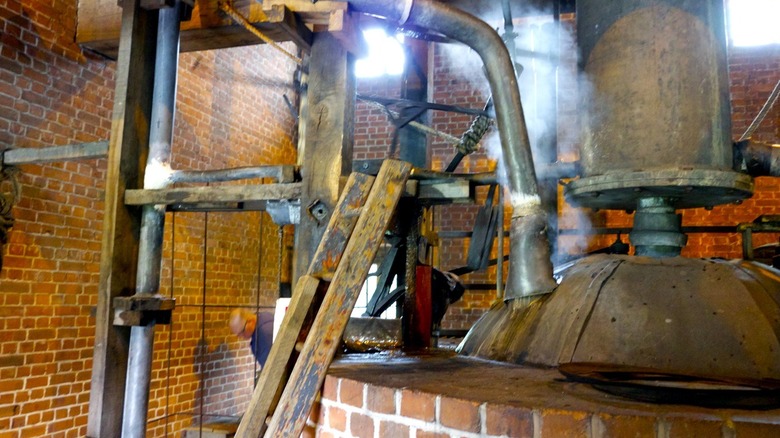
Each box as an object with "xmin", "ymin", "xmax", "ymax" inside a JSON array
[
  {"xmin": 2, "ymin": 141, "xmax": 108, "ymax": 165},
  {"xmin": 87, "ymin": 0, "xmax": 157, "ymax": 436},
  {"xmin": 264, "ymin": 159, "xmax": 411, "ymax": 438},
  {"xmin": 77, "ymin": 1, "xmax": 311, "ymax": 58},
  {"xmin": 418, "ymin": 179, "xmax": 473, "ymax": 204},
  {"xmin": 307, "ymin": 172, "xmax": 375, "ymax": 281},
  {"xmin": 124, "ymin": 183, "xmax": 302, "ymax": 205},
  {"xmin": 237, "ymin": 171, "xmax": 375, "ymax": 438}
]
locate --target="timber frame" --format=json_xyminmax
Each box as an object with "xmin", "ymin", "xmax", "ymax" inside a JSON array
[{"xmin": 81, "ymin": 0, "xmax": 488, "ymax": 436}]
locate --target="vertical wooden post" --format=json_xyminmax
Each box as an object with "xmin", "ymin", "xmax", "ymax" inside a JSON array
[
  {"xmin": 399, "ymin": 37, "xmax": 429, "ymax": 167},
  {"xmin": 87, "ymin": 0, "xmax": 157, "ymax": 436},
  {"xmin": 292, "ymin": 32, "xmax": 355, "ymax": 285},
  {"xmin": 398, "ymin": 38, "xmax": 428, "ymax": 346}
]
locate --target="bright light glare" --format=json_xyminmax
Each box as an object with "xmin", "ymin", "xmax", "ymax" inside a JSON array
[
  {"xmin": 728, "ymin": 0, "xmax": 780, "ymax": 46},
  {"xmin": 355, "ymin": 28, "xmax": 406, "ymax": 78}
]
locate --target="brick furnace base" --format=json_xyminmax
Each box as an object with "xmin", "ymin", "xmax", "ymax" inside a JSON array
[{"xmin": 306, "ymin": 351, "xmax": 780, "ymax": 437}]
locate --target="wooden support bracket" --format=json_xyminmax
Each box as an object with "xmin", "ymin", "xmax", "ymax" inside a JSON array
[
  {"xmin": 113, "ymin": 295, "xmax": 176, "ymax": 326},
  {"xmin": 262, "ymin": 0, "xmax": 366, "ymax": 56}
]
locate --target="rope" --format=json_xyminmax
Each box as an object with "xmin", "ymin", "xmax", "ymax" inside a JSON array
[
  {"xmin": 739, "ymin": 79, "xmax": 780, "ymax": 142},
  {"xmin": 219, "ymin": 1, "xmax": 303, "ymax": 65},
  {"xmin": 457, "ymin": 114, "xmax": 492, "ymax": 155},
  {"xmin": 0, "ymin": 166, "xmax": 20, "ymax": 270}
]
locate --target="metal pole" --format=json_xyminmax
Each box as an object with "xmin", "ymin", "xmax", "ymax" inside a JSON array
[{"xmin": 122, "ymin": 2, "xmax": 182, "ymax": 436}]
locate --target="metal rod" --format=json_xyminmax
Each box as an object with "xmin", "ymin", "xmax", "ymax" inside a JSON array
[
  {"xmin": 122, "ymin": 325, "xmax": 155, "ymax": 437},
  {"xmin": 739, "ymin": 79, "xmax": 780, "ymax": 142},
  {"xmin": 122, "ymin": 3, "xmax": 182, "ymax": 437}
]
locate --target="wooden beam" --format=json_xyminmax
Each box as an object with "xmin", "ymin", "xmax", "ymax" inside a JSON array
[
  {"xmin": 265, "ymin": 160, "xmax": 412, "ymax": 437},
  {"xmin": 77, "ymin": 1, "xmax": 311, "ymax": 58},
  {"xmin": 418, "ymin": 179, "xmax": 473, "ymax": 204},
  {"xmin": 292, "ymin": 32, "xmax": 355, "ymax": 285},
  {"xmin": 117, "ymin": 175, "xmax": 469, "ymax": 208},
  {"xmin": 236, "ymin": 171, "xmax": 375, "ymax": 438},
  {"xmin": 263, "ymin": 0, "xmax": 346, "ymax": 26},
  {"xmin": 123, "ymin": 183, "xmax": 301, "ymax": 206},
  {"xmin": 2, "ymin": 141, "xmax": 108, "ymax": 165},
  {"xmin": 87, "ymin": 0, "xmax": 157, "ymax": 436}
]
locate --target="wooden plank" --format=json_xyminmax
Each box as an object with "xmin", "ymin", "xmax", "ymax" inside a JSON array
[
  {"xmin": 3, "ymin": 141, "xmax": 108, "ymax": 165},
  {"xmin": 123, "ymin": 183, "xmax": 302, "ymax": 206},
  {"xmin": 264, "ymin": 159, "xmax": 411, "ymax": 438},
  {"xmin": 87, "ymin": 0, "xmax": 157, "ymax": 436},
  {"xmin": 237, "ymin": 171, "xmax": 376, "ymax": 438},
  {"xmin": 418, "ymin": 179, "xmax": 473, "ymax": 204},
  {"xmin": 306, "ymin": 172, "xmax": 375, "ymax": 281},
  {"xmin": 77, "ymin": 1, "xmax": 311, "ymax": 58}
]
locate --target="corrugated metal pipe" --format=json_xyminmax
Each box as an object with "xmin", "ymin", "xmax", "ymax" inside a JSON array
[{"xmin": 349, "ymin": 0, "xmax": 557, "ymax": 298}]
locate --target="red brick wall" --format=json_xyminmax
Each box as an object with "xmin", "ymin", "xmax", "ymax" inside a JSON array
[
  {"xmin": 0, "ymin": 1, "xmax": 298, "ymax": 436},
  {"xmin": 311, "ymin": 373, "xmax": 780, "ymax": 438},
  {"xmin": 0, "ymin": 1, "xmax": 111, "ymax": 436},
  {"xmin": 354, "ymin": 77, "xmax": 401, "ymax": 161}
]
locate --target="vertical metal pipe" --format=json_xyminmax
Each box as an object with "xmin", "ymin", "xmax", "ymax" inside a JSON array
[
  {"xmin": 122, "ymin": 2, "xmax": 182, "ymax": 437},
  {"xmin": 122, "ymin": 325, "xmax": 155, "ymax": 437},
  {"xmin": 629, "ymin": 197, "xmax": 687, "ymax": 258}
]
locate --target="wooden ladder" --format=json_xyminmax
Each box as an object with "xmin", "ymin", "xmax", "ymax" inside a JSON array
[{"xmin": 236, "ymin": 159, "xmax": 412, "ymax": 438}]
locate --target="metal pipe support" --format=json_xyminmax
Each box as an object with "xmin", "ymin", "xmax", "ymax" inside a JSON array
[{"xmin": 122, "ymin": 2, "xmax": 182, "ymax": 437}]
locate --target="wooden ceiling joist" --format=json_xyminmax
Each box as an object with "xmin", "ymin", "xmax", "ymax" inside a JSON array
[{"xmin": 77, "ymin": 0, "xmax": 312, "ymax": 58}]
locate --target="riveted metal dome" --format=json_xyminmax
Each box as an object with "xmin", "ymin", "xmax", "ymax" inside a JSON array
[{"xmin": 459, "ymin": 255, "xmax": 780, "ymax": 389}]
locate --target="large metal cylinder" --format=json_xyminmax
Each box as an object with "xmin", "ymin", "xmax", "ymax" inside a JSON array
[{"xmin": 566, "ymin": 0, "xmax": 752, "ymax": 210}]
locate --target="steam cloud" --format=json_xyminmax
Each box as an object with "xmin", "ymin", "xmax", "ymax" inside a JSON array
[{"xmin": 435, "ymin": 5, "xmax": 596, "ymax": 258}]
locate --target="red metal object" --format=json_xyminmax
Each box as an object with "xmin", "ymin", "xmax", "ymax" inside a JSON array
[{"xmin": 410, "ymin": 264, "xmax": 433, "ymax": 349}]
